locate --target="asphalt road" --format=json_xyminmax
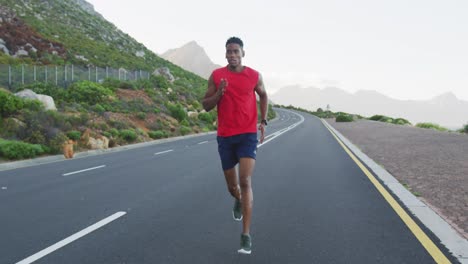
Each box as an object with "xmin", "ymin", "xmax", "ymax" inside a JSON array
[{"xmin": 0, "ymin": 108, "xmax": 457, "ymax": 263}]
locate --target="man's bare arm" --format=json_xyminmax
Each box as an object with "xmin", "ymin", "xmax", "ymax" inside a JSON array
[
  {"xmin": 202, "ymin": 74, "xmax": 226, "ymax": 112},
  {"xmin": 255, "ymin": 73, "xmax": 268, "ymax": 121}
]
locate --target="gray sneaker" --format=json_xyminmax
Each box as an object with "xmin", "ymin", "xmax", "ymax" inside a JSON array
[
  {"xmin": 233, "ymin": 199, "xmax": 243, "ymax": 221},
  {"xmin": 237, "ymin": 233, "xmax": 252, "ymax": 254}
]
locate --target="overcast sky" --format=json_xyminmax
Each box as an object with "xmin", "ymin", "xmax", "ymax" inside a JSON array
[{"xmin": 87, "ymin": 0, "xmax": 468, "ymax": 101}]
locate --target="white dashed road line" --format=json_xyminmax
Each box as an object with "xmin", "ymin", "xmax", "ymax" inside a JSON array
[
  {"xmin": 16, "ymin": 211, "xmax": 126, "ymax": 264},
  {"xmin": 154, "ymin": 149, "xmax": 174, "ymax": 156},
  {"xmin": 62, "ymin": 165, "xmax": 106, "ymax": 176}
]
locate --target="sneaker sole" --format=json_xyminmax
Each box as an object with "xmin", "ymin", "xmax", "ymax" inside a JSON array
[
  {"xmin": 237, "ymin": 248, "xmax": 251, "ymax": 254},
  {"xmin": 232, "ymin": 211, "xmax": 243, "ymax": 221}
]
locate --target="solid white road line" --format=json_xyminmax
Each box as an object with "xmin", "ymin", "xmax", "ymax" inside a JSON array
[
  {"xmin": 62, "ymin": 165, "xmax": 106, "ymax": 176},
  {"xmin": 197, "ymin": 141, "xmax": 209, "ymax": 145},
  {"xmin": 16, "ymin": 211, "xmax": 126, "ymax": 264},
  {"xmin": 154, "ymin": 149, "xmax": 174, "ymax": 156},
  {"xmin": 259, "ymin": 110, "xmax": 304, "ymax": 148}
]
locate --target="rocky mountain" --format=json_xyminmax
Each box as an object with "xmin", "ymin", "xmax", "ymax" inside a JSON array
[
  {"xmin": 0, "ymin": 0, "xmax": 202, "ymax": 81},
  {"xmin": 271, "ymin": 86, "xmax": 468, "ymax": 129},
  {"xmin": 161, "ymin": 41, "xmax": 221, "ymax": 79}
]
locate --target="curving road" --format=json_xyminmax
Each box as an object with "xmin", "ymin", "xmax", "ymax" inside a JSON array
[{"xmin": 0, "ymin": 108, "xmax": 458, "ymax": 263}]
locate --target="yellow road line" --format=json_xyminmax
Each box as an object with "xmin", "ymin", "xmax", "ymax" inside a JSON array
[{"xmin": 321, "ymin": 119, "xmax": 451, "ymax": 264}]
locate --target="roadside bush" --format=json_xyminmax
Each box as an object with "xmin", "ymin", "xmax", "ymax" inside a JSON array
[
  {"xmin": 66, "ymin": 130, "xmax": 81, "ymax": 141},
  {"xmin": 180, "ymin": 126, "xmax": 191, "ymax": 136},
  {"xmin": 369, "ymin": 115, "xmax": 392, "ymax": 123},
  {"xmin": 336, "ymin": 114, "xmax": 353, "ymax": 122},
  {"xmin": 26, "ymin": 130, "xmax": 46, "ymax": 145},
  {"xmin": 393, "ymin": 118, "xmax": 411, "ymax": 125},
  {"xmin": 48, "ymin": 132, "xmax": 68, "ymax": 154},
  {"xmin": 415, "ymin": 123, "xmax": 448, "ymax": 132},
  {"xmin": 0, "ymin": 139, "xmax": 45, "ymax": 160},
  {"xmin": 198, "ymin": 112, "xmax": 215, "ymax": 123},
  {"xmin": 463, "ymin": 124, "xmax": 468, "ymax": 133},
  {"xmin": 108, "ymin": 128, "xmax": 119, "ymax": 137},
  {"xmin": 148, "ymin": 130, "xmax": 168, "ymax": 139},
  {"xmin": 119, "ymin": 129, "xmax": 137, "ymax": 142}
]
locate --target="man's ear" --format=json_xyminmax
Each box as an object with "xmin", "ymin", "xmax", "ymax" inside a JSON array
[{"xmin": 242, "ymin": 49, "xmax": 245, "ymax": 57}]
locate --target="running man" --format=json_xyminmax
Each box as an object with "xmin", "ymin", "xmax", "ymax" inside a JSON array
[{"xmin": 202, "ymin": 36, "xmax": 268, "ymax": 254}]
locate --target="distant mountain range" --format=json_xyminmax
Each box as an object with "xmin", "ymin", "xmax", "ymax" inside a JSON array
[
  {"xmin": 159, "ymin": 41, "xmax": 466, "ymax": 129},
  {"xmin": 270, "ymin": 86, "xmax": 468, "ymax": 129},
  {"xmin": 161, "ymin": 41, "xmax": 221, "ymax": 79}
]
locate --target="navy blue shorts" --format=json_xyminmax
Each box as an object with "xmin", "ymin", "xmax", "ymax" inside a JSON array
[{"xmin": 217, "ymin": 133, "xmax": 258, "ymax": 170}]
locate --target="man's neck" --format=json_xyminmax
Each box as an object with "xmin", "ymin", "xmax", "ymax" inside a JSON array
[{"xmin": 228, "ymin": 65, "xmax": 245, "ymax": 73}]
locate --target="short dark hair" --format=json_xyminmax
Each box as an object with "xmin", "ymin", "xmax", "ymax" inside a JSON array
[{"xmin": 226, "ymin": 37, "xmax": 243, "ymax": 48}]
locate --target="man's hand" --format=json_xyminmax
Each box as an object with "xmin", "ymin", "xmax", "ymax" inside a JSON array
[
  {"xmin": 217, "ymin": 78, "xmax": 228, "ymax": 97},
  {"xmin": 258, "ymin": 123, "xmax": 265, "ymax": 143}
]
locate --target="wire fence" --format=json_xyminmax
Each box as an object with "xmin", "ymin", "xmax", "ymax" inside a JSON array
[{"xmin": 0, "ymin": 64, "xmax": 151, "ymax": 90}]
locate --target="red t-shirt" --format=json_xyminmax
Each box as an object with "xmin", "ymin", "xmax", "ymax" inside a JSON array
[{"xmin": 212, "ymin": 66, "xmax": 259, "ymax": 137}]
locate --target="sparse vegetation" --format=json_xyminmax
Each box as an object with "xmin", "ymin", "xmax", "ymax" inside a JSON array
[
  {"xmin": 415, "ymin": 123, "xmax": 448, "ymax": 132},
  {"xmin": 336, "ymin": 113, "xmax": 353, "ymax": 122}
]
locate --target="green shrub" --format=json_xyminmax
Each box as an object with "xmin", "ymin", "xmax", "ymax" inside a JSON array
[
  {"xmin": 24, "ymin": 82, "xmax": 68, "ymax": 104},
  {"xmin": 369, "ymin": 115, "xmax": 393, "ymax": 123},
  {"xmin": 67, "ymin": 81, "xmax": 114, "ymax": 105},
  {"xmin": 119, "ymin": 81, "xmax": 135, "ymax": 90},
  {"xmin": 102, "ymin": 131, "xmax": 111, "ymax": 138},
  {"xmin": 180, "ymin": 119, "xmax": 190, "ymax": 126},
  {"xmin": 0, "ymin": 139, "xmax": 45, "ymax": 160},
  {"xmin": 48, "ymin": 132, "xmax": 69, "ymax": 154},
  {"xmin": 108, "ymin": 128, "xmax": 119, "ymax": 137},
  {"xmin": 167, "ymin": 103, "xmax": 187, "ymax": 121},
  {"xmin": 198, "ymin": 112, "xmax": 214, "ymax": 123},
  {"xmin": 136, "ymin": 112, "xmax": 146, "ymax": 120},
  {"xmin": 23, "ymin": 99, "xmax": 45, "ymax": 112},
  {"xmin": 119, "ymin": 129, "xmax": 137, "ymax": 142},
  {"xmin": 0, "ymin": 90, "xmax": 24, "ymax": 117},
  {"xmin": 93, "ymin": 104, "xmax": 106, "ymax": 113},
  {"xmin": 26, "ymin": 130, "xmax": 46, "ymax": 145},
  {"xmin": 102, "ymin": 78, "xmax": 121, "ymax": 91},
  {"xmin": 151, "ymin": 75, "xmax": 169, "ymax": 89},
  {"xmin": 180, "ymin": 126, "xmax": 191, "ymax": 135},
  {"xmin": 415, "ymin": 123, "xmax": 448, "ymax": 131},
  {"xmin": 393, "ymin": 118, "xmax": 411, "ymax": 125},
  {"xmin": 463, "ymin": 124, "xmax": 468, "ymax": 133},
  {"xmin": 336, "ymin": 114, "xmax": 353, "ymax": 122},
  {"xmin": 66, "ymin": 130, "xmax": 81, "ymax": 140},
  {"xmin": 148, "ymin": 130, "xmax": 167, "ymax": 139},
  {"xmin": 369, "ymin": 115, "xmax": 384, "ymax": 121}
]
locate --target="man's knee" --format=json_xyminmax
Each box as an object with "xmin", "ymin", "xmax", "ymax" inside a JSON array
[
  {"xmin": 239, "ymin": 177, "xmax": 251, "ymax": 190},
  {"xmin": 228, "ymin": 184, "xmax": 239, "ymax": 194}
]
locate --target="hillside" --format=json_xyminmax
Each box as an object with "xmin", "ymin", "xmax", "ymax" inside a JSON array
[{"xmin": 0, "ymin": 0, "xmax": 275, "ymax": 161}]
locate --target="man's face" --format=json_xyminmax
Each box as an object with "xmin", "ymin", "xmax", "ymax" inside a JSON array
[{"xmin": 225, "ymin": 43, "xmax": 244, "ymax": 67}]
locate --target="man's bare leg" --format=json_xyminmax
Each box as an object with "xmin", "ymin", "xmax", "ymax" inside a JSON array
[
  {"xmin": 238, "ymin": 157, "xmax": 255, "ymax": 234},
  {"xmin": 224, "ymin": 167, "xmax": 241, "ymax": 200}
]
